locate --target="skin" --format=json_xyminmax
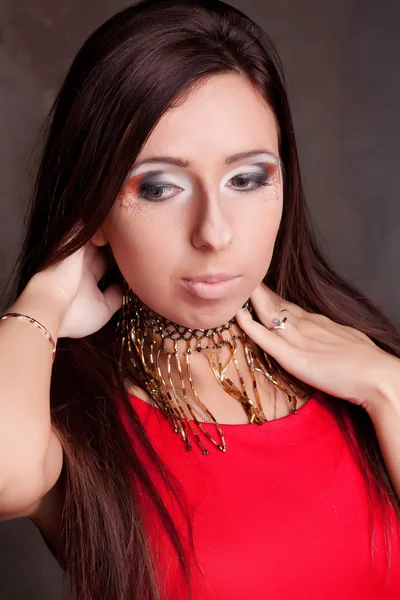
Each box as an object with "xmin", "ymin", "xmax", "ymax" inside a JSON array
[
  {"xmin": 235, "ymin": 285, "xmax": 400, "ymax": 499},
  {"xmin": 92, "ymin": 72, "xmax": 305, "ymax": 423},
  {"xmin": 13, "ymin": 70, "xmax": 399, "ymax": 567},
  {"xmin": 94, "ymin": 72, "xmax": 282, "ymax": 329},
  {"xmin": 17, "ymin": 70, "xmax": 399, "ymax": 571}
]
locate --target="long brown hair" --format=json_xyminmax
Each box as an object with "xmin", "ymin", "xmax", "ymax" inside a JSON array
[{"xmin": 4, "ymin": 0, "xmax": 400, "ymax": 598}]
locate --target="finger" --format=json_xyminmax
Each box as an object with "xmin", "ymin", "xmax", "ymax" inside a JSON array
[
  {"xmin": 260, "ymin": 309, "xmax": 315, "ymax": 350},
  {"xmin": 235, "ymin": 307, "xmax": 316, "ymax": 382},
  {"xmin": 249, "ymin": 282, "xmax": 282, "ymax": 315},
  {"xmin": 250, "ymin": 282, "xmax": 305, "ymax": 323},
  {"xmin": 235, "ymin": 306, "xmax": 293, "ymax": 357},
  {"xmin": 249, "ymin": 286, "xmax": 308, "ymax": 346}
]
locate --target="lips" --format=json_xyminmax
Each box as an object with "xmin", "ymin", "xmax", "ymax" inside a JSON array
[
  {"xmin": 182, "ymin": 273, "xmax": 237, "ymax": 283},
  {"xmin": 179, "ymin": 275, "xmax": 241, "ymax": 300}
]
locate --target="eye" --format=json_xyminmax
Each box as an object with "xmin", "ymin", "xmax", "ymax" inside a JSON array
[
  {"xmin": 137, "ymin": 181, "xmax": 182, "ymax": 202},
  {"xmin": 227, "ymin": 165, "xmax": 274, "ymax": 193}
]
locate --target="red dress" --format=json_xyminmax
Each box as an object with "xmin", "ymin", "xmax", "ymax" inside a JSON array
[{"xmin": 121, "ymin": 389, "xmax": 400, "ymax": 599}]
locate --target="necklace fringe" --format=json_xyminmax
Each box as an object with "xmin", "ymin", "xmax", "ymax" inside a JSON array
[{"xmin": 116, "ymin": 284, "xmax": 309, "ymax": 454}]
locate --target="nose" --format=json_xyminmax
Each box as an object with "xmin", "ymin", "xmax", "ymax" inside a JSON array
[{"xmin": 191, "ymin": 190, "xmax": 234, "ymax": 252}]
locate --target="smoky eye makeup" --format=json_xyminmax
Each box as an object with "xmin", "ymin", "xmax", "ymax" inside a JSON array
[
  {"xmin": 120, "ymin": 169, "xmax": 192, "ymax": 204},
  {"xmin": 221, "ymin": 157, "xmax": 282, "ymax": 193},
  {"xmin": 233, "ymin": 161, "xmax": 278, "ymax": 183},
  {"xmin": 120, "ymin": 152, "xmax": 282, "ymax": 205}
]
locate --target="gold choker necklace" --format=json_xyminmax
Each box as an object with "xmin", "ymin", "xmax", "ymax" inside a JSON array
[{"xmin": 116, "ymin": 283, "xmax": 309, "ymax": 455}]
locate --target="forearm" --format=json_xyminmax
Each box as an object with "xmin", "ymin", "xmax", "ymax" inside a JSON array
[
  {"xmin": 366, "ymin": 356, "xmax": 400, "ymax": 501},
  {"xmin": 0, "ymin": 275, "xmax": 65, "ymax": 491}
]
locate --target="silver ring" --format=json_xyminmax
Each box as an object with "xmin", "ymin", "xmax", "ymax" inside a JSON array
[{"xmin": 268, "ymin": 315, "xmax": 288, "ymax": 331}]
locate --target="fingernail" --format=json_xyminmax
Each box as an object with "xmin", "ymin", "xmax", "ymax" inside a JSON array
[{"xmin": 240, "ymin": 304, "xmax": 248, "ymax": 312}]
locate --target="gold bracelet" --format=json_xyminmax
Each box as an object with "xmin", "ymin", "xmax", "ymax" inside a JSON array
[{"xmin": 0, "ymin": 312, "xmax": 56, "ymax": 362}]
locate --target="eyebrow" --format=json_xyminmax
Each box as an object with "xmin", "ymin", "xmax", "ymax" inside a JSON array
[{"xmin": 132, "ymin": 149, "xmax": 278, "ymax": 169}]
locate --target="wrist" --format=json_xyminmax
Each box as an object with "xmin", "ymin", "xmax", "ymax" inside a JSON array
[
  {"xmin": 8, "ymin": 275, "xmax": 68, "ymax": 343},
  {"xmin": 366, "ymin": 355, "xmax": 400, "ymax": 421}
]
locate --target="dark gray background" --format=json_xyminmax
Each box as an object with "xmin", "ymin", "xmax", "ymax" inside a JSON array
[{"xmin": 1, "ymin": 0, "xmax": 399, "ymax": 597}]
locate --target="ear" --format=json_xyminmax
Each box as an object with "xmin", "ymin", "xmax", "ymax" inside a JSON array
[{"xmin": 91, "ymin": 227, "xmax": 108, "ymax": 247}]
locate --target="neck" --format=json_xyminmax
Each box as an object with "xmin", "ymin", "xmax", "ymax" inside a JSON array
[
  {"xmin": 117, "ymin": 286, "xmax": 311, "ymax": 452},
  {"xmin": 124, "ymin": 289, "xmax": 268, "ymax": 396}
]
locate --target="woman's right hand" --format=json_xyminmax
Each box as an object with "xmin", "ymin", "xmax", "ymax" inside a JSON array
[{"xmin": 31, "ymin": 242, "xmax": 123, "ymax": 339}]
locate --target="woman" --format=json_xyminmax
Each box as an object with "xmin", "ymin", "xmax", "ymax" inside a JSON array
[{"xmin": 0, "ymin": 0, "xmax": 399, "ymax": 598}]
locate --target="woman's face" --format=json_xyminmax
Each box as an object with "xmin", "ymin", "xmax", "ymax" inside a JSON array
[{"xmin": 95, "ymin": 73, "xmax": 283, "ymax": 329}]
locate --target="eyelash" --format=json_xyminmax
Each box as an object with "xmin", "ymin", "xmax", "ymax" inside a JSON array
[{"xmin": 137, "ymin": 171, "xmax": 273, "ymax": 203}]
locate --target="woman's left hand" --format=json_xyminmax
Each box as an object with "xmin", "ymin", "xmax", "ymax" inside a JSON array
[{"xmin": 235, "ymin": 282, "xmax": 398, "ymax": 412}]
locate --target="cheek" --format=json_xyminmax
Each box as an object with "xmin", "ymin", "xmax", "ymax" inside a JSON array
[
  {"xmin": 107, "ymin": 216, "xmax": 177, "ymax": 299},
  {"xmin": 238, "ymin": 189, "xmax": 282, "ymax": 248},
  {"xmin": 235, "ymin": 189, "xmax": 282, "ymax": 282}
]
